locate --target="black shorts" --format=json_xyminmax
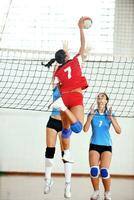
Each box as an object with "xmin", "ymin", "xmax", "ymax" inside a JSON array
[
  {"xmin": 46, "ymin": 116, "xmax": 62, "ymax": 133},
  {"xmin": 89, "ymin": 143, "xmax": 112, "ymax": 154}
]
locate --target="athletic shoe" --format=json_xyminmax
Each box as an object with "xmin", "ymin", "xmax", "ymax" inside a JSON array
[
  {"xmin": 44, "ymin": 178, "xmax": 53, "ymax": 194},
  {"xmin": 90, "ymin": 190, "xmax": 100, "ymax": 200},
  {"xmin": 64, "ymin": 182, "xmax": 71, "ymax": 198},
  {"xmin": 48, "ymin": 97, "xmax": 67, "ymax": 111},
  {"xmin": 62, "ymin": 151, "xmax": 74, "ymax": 163},
  {"xmin": 104, "ymin": 191, "xmax": 112, "ymax": 200}
]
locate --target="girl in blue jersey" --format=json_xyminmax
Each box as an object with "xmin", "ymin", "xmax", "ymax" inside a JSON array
[
  {"xmin": 83, "ymin": 93, "xmax": 121, "ymax": 200},
  {"xmin": 44, "ymin": 85, "xmax": 72, "ymax": 199}
]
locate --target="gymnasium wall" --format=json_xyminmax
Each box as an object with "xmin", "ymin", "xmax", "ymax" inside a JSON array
[{"xmin": 0, "ymin": 109, "xmax": 134, "ymax": 175}]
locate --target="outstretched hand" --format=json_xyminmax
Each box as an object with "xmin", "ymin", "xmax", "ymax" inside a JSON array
[
  {"xmin": 108, "ymin": 106, "xmax": 113, "ymax": 120},
  {"xmin": 89, "ymin": 103, "xmax": 96, "ymax": 118},
  {"xmin": 78, "ymin": 16, "xmax": 91, "ymax": 29}
]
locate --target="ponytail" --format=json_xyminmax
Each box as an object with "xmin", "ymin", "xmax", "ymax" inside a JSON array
[
  {"xmin": 41, "ymin": 49, "xmax": 66, "ymax": 68},
  {"xmin": 41, "ymin": 58, "xmax": 55, "ymax": 68}
]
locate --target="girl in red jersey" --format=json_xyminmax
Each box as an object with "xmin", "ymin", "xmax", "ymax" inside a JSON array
[{"xmin": 45, "ymin": 16, "xmax": 91, "ymax": 162}]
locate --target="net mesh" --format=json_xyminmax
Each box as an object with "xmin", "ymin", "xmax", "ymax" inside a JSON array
[
  {"xmin": 0, "ymin": 49, "xmax": 133, "ymax": 118},
  {"xmin": 0, "ymin": 0, "xmax": 134, "ymax": 117}
]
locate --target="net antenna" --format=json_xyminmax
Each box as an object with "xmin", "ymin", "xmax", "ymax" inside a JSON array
[{"xmin": 0, "ymin": 49, "xmax": 133, "ymax": 118}]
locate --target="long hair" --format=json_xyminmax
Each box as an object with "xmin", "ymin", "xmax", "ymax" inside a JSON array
[
  {"xmin": 43, "ymin": 49, "xmax": 66, "ymax": 68},
  {"xmin": 43, "ymin": 58, "xmax": 56, "ymax": 68},
  {"xmin": 103, "ymin": 93, "xmax": 109, "ymax": 111}
]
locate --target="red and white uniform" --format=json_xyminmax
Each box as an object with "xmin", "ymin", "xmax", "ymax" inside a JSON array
[{"xmin": 54, "ymin": 54, "xmax": 88, "ymax": 93}]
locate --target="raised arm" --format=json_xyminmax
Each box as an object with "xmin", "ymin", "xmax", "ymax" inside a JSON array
[
  {"xmin": 111, "ymin": 117, "xmax": 121, "ymax": 134},
  {"xmin": 83, "ymin": 104, "xmax": 95, "ymax": 132},
  {"xmin": 108, "ymin": 107, "xmax": 121, "ymax": 134},
  {"xmin": 78, "ymin": 17, "xmax": 86, "ymax": 57},
  {"xmin": 83, "ymin": 115, "xmax": 92, "ymax": 132}
]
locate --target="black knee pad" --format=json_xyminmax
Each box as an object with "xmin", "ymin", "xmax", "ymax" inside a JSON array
[{"xmin": 45, "ymin": 147, "xmax": 55, "ymax": 159}]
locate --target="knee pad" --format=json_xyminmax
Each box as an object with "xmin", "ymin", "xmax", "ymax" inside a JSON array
[
  {"xmin": 71, "ymin": 121, "xmax": 82, "ymax": 133},
  {"xmin": 62, "ymin": 128, "xmax": 72, "ymax": 139},
  {"xmin": 100, "ymin": 168, "xmax": 110, "ymax": 179},
  {"xmin": 45, "ymin": 147, "xmax": 55, "ymax": 159},
  {"xmin": 90, "ymin": 166, "xmax": 100, "ymax": 178}
]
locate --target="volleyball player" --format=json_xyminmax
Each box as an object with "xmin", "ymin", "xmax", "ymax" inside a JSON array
[
  {"xmin": 44, "ymin": 84, "xmax": 72, "ymax": 198},
  {"xmin": 45, "ymin": 16, "xmax": 90, "ymax": 162},
  {"xmin": 83, "ymin": 93, "xmax": 121, "ymax": 200}
]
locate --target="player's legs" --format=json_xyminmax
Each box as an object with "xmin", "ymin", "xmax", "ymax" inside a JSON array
[
  {"xmin": 44, "ymin": 128, "xmax": 57, "ymax": 194},
  {"xmin": 61, "ymin": 108, "xmax": 83, "ymax": 134},
  {"xmin": 45, "ymin": 126, "xmax": 57, "ymax": 179},
  {"xmin": 64, "ymin": 92, "xmax": 84, "ymax": 132},
  {"xmin": 60, "ymin": 112, "xmax": 74, "ymax": 163},
  {"xmin": 49, "ymin": 92, "xmax": 83, "ymax": 134},
  {"xmin": 49, "ymin": 93, "xmax": 83, "ymax": 163},
  {"xmin": 60, "ymin": 101, "xmax": 84, "ymax": 134},
  {"xmin": 46, "ymin": 117, "xmax": 62, "ymax": 147},
  {"xmin": 63, "ymin": 157, "xmax": 72, "ymax": 198},
  {"xmin": 44, "ymin": 117, "xmax": 62, "ymax": 194},
  {"xmin": 89, "ymin": 150, "xmax": 100, "ymax": 200},
  {"xmin": 70, "ymin": 104, "xmax": 84, "ymax": 124},
  {"xmin": 58, "ymin": 133, "xmax": 72, "ymax": 198},
  {"xmin": 100, "ymin": 151, "xmax": 112, "ymax": 200},
  {"xmin": 58, "ymin": 105, "xmax": 83, "ymax": 137},
  {"xmin": 46, "ymin": 127, "xmax": 57, "ymax": 147}
]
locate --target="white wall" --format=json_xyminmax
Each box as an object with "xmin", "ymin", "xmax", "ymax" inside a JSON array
[{"xmin": 0, "ymin": 109, "xmax": 134, "ymax": 175}]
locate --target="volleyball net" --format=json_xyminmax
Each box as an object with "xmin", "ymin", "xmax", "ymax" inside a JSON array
[
  {"xmin": 0, "ymin": 0, "xmax": 134, "ymax": 117},
  {"xmin": 0, "ymin": 48, "xmax": 133, "ymax": 118}
]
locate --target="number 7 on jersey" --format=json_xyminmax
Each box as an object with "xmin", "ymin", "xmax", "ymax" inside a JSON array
[{"xmin": 64, "ymin": 66, "xmax": 72, "ymax": 79}]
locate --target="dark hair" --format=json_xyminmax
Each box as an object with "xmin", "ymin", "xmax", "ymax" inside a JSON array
[
  {"xmin": 42, "ymin": 58, "xmax": 55, "ymax": 68},
  {"xmin": 102, "ymin": 93, "xmax": 109, "ymax": 102},
  {"xmin": 42, "ymin": 49, "xmax": 66, "ymax": 68},
  {"xmin": 55, "ymin": 49, "xmax": 66, "ymax": 64},
  {"xmin": 104, "ymin": 93, "xmax": 109, "ymax": 111}
]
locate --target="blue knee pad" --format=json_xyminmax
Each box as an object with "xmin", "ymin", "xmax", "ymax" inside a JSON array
[
  {"xmin": 62, "ymin": 128, "xmax": 72, "ymax": 139},
  {"xmin": 90, "ymin": 166, "xmax": 100, "ymax": 178},
  {"xmin": 71, "ymin": 121, "xmax": 82, "ymax": 133},
  {"xmin": 100, "ymin": 168, "xmax": 110, "ymax": 179}
]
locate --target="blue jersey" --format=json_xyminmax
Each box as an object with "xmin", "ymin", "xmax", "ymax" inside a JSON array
[
  {"xmin": 51, "ymin": 86, "xmax": 61, "ymax": 116},
  {"xmin": 89, "ymin": 110, "xmax": 114, "ymax": 146}
]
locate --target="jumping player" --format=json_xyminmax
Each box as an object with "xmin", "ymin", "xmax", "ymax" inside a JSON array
[
  {"xmin": 45, "ymin": 16, "xmax": 90, "ymax": 162},
  {"xmin": 83, "ymin": 93, "xmax": 121, "ymax": 200}
]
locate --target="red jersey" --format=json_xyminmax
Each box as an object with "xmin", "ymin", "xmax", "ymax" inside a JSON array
[{"xmin": 54, "ymin": 54, "xmax": 88, "ymax": 93}]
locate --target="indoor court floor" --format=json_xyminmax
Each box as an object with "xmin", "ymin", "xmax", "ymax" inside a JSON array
[{"xmin": 0, "ymin": 175, "xmax": 134, "ymax": 200}]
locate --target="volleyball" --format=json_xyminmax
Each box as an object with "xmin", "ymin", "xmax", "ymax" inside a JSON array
[{"xmin": 84, "ymin": 18, "xmax": 92, "ymax": 29}]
